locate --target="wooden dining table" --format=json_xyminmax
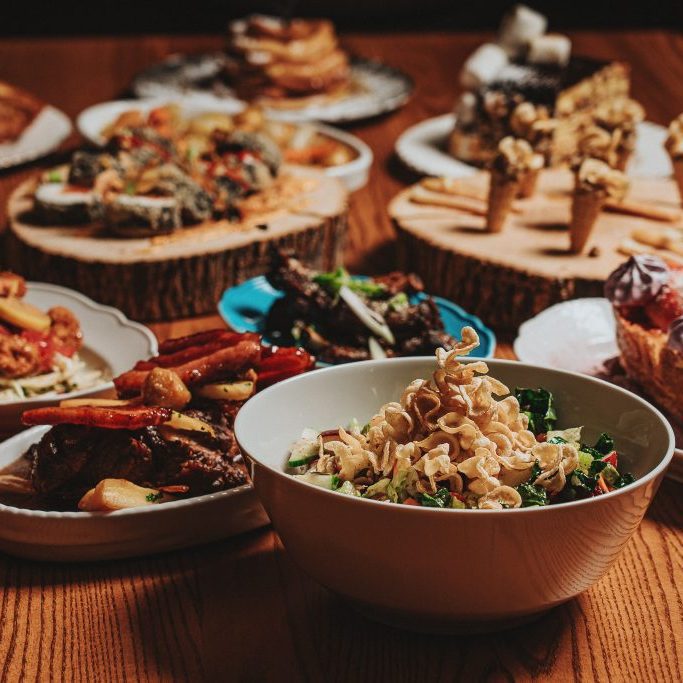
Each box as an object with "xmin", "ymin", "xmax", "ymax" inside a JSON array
[{"xmin": 0, "ymin": 29, "xmax": 682, "ymax": 682}]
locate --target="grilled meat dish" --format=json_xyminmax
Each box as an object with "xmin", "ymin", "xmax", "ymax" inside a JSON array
[
  {"xmin": 20, "ymin": 329, "xmax": 314, "ymax": 510},
  {"xmin": 27, "ymin": 400, "xmax": 245, "ymax": 506},
  {"xmin": 264, "ymin": 251, "xmax": 460, "ymax": 363}
]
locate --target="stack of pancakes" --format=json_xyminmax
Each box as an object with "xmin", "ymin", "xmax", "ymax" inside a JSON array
[{"xmin": 225, "ymin": 15, "xmax": 351, "ymax": 105}]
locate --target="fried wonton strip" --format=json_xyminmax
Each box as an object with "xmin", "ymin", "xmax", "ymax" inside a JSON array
[
  {"xmin": 114, "ymin": 339, "xmax": 261, "ymax": 396},
  {"xmin": 22, "ymin": 405, "xmax": 172, "ymax": 429}
]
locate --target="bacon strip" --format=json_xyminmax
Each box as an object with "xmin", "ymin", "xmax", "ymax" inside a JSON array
[
  {"xmin": 22, "ymin": 405, "xmax": 172, "ymax": 429},
  {"xmin": 257, "ymin": 346, "xmax": 315, "ymax": 388},
  {"xmin": 134, "ymin": 332, "xmax": 259, "ymax": 370},
  {"xmin": 115, "ymin": 339, "xmax": 261, "ymax": 397},
  {"xmin": 157, "ymin": 329, "xmax": 230, "ymax": 355}
]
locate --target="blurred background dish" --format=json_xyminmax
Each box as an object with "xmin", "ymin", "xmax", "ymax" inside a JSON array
[
  {"xmin": 218, "ymin": 274, "xmax": 496, "ymax": 362},
  {"xmin": 132, "ymin": 53, "xmax": 413, "ymax": 124},
  {"xmin": 0, "ymin": 282, "xmax": 156, "ymax": 432},
  {"xmin": 396, "ymin": 114, "xmax": 672, "ymax": 180},
  {"xmin": 77, "ymin": 97, "xmax": 372, "ymax": 191}
]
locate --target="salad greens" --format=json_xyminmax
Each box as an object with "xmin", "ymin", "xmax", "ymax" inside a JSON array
[
  {"xmin": 313, "ymin": 267, "xmax": 387, "ymax": 299},
  {"xmin": 514, "ymin": 387, "xmax": 557, "ymax": 435}
]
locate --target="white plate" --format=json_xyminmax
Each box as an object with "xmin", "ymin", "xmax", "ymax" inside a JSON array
[
  {"xmin": 131, "ymin": 54, "xmax": 413, "ymax": 124},
  {"xmin": 0, "ymin": 426, "xmax": 269, "ymax": 561},
  {"xmin": 77, "ymin": 97, "xmax": 372, "ymax": 192},
  {"xmin": 395, "ymin": 113, "xmax": 672, "ymax": 180},
  {"xmin": 0, "ymin": 105, "xmax": 72, "ymax": 170},
  {"xmin": 0, "ymin": 283, "xmax": 157, "ymax": 432},
  {"xmin": 514, "ymin": 297, "xmax": 683, "ymax": 483}
]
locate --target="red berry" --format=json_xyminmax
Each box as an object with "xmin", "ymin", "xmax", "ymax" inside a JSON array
[{"xmin": 644, "ymin": 286, "xmax": 683, "ymax": 330}]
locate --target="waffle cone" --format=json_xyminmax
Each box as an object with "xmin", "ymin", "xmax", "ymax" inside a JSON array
[
  {"xmin": 615, "ymin": 311, "xmax": 683, "ymax": 424},
  {"xmin": 671, "ymin": 156, "xmax": 683, "ymax": 204},
  {"xmin": 569, "ymin": 190, "xmax": 605, "ymax": 254},
  {"xmin": 486, "ymin": 174, "xmax": 518, "ymax": 233},
  {"xmin": 517, "ymin": 168, "xmax": 540, "ymax": 199}
]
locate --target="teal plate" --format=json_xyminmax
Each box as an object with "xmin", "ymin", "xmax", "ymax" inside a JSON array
[{"xmin": 218, "ymin": 276, "xmax": 496, "ymax": 360}]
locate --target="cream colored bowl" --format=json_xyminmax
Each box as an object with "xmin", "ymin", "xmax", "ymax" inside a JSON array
[{"xmin": 235, "ymin": 357, "xmax": 674, "ymax": 632}]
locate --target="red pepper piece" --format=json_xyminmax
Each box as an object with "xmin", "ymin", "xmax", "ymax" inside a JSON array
[{"xmin": 22, "ymin": 405, "xmax": 172, "ymax": 429}]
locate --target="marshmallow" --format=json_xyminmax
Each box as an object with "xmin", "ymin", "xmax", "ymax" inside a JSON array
[
  {"xmin": 459, "ymin": 43, "xmax": 508, "ymax": 90},
  {"xmin": 528, "ymin": 34, "xmax": 572, "ymax": 67},
  {"xmin": 498, "ymin": 4, "xmax": 547, "ymax": 58},
  {"xmin": 454, "ymin": 92, "xmax": 477, "ymax": 126}
]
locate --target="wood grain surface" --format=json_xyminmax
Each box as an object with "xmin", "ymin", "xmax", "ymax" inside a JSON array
[{"xmin": 0, "ymin": 29, "xmax": 682, "ymax": 683}]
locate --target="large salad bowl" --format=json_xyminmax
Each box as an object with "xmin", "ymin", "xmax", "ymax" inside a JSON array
[{"xmin": 235, "ymin": 357, "xmax": 674, "ymax": 631}]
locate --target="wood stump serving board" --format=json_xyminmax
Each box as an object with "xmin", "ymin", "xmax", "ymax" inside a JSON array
[
  {"xmin": 390, "ymin": 168, "xmax": 682, "ymax": 334},
  {"xmin": 6, "ymin": 166, "xmax": 348, "ymax": 322}
]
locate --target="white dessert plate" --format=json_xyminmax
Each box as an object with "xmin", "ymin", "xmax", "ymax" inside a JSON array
[
  {"xmin": 77, "ymin": 97, "xmax": 373, "ymax": 192},
  {"xmin": 0, "ymin": 106, "xmax": 72, "ymax": 170},
  {"xmin": 395, "ymin": 114, "xmax": 672, "ymax": 180},
  {"xmin": 0, "ymin": 426, "xmax": 269, "ymax": 561},
  {"xmin": 514, "ymin": 297, "xmax": 683, "ymax": 483},
  {"xmin": 0, "ymin": 283, "xmax": 157, "ymax": 432},
  {"xmin": 131, "ymin": 54, "xmax": 413, "ymax": 124}
]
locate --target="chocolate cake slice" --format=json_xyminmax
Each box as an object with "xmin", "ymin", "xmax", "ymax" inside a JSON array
[{"xmin": 450, "ymin": 56, "xmax": 631, "ymax": 166}]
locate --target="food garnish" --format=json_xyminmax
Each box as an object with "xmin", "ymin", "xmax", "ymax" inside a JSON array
[{"xmin": 287, "ymin": 327, "xmax": 634, "ymax": 509}]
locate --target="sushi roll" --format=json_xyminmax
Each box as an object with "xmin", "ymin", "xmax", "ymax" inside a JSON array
[
  {"xmin": 103, "ymin": 194, "xmax": 181, "ymax": 237},
  {"xmin": 34, "ymin": 182, "xmax": 95, "ymax": 224}
]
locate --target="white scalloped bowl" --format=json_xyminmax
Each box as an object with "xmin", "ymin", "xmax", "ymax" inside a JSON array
[
  {"xmin": 0, "ymin": 426, "xmax": 269, "ymax": 561},
  {"xmin": 0, "ymin": 283, "xmax": 157, "ymax": 432},
  {"xmin": 235, "ymin": 357, "xmax": 674, "ymax": 632}
]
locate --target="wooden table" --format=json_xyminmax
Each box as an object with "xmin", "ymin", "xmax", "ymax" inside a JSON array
[{"xmin": 0, "ymin": 31, "xmax": 682, "ymax": 682}]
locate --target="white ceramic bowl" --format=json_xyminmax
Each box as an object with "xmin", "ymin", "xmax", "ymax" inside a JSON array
[
  {"xmin": 0, "ymin": 283, "xmax": 157, "ymax": 433},
  {"xmin": 0, "ymin": 427, "xmax": 268, "ymax": 561},
  {"xmin": 235, "ymin": 357, "xmax": 674, "ymax": 632},
  {"xmin": 77, "ymin": 97, "xmax": 372, "ymax": 192}
]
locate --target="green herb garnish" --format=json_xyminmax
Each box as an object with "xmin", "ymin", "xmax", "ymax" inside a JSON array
[
  {"xmin": 47, "ymin": 169, "xmax": 63, "ymax": 183},
  {"xmin": 313, "ymin": 267, "xmax": 387, "ymax": 298},
  {"xmin": 145, "ymin": 492, "xmax": 163, "ymax": 503},
  {"xmin": 387, "ymin": 292, "xmax": 409, "ymax": 310},
  {"xmin": 418, "ymin": 487, "xmax": 452, "ymax": 508},
  {"xmin": 515, "ymin": 387, "xmax": 557, "ymax": 435}
]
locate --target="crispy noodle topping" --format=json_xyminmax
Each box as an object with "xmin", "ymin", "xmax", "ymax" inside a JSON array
[{"xmin": 294, "ymin": 327, "xmax": 580, "ymax": 509}]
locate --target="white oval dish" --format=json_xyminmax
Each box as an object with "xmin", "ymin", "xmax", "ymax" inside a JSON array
[
  {"xmin": 0, "ymin": 426, "xmax": 268, "ymax": 561},
  {"xmin": 0, "ymin": 105, "xmax": 72, "ymax": 170},
  {"xmin": 77, "ymin": 97, "xmax": 372, "ymax": 192},
  {"xmin": 396, "ymin": 113, "xmax": 672, "ymax": 180},
  {"xmin": 514, "ymin": 297, "xmax": 683, "ymax": 483},
  {"xmin": 130, "ymin": 54, "xmax": 413, "ymax": 124},
  {"xmin": 235, "ymin": 356, "xmax": 674, "ymax": 631},
  {"xmin": 0, "ymin": 283, "xmax": 157, "ymax": 432}
]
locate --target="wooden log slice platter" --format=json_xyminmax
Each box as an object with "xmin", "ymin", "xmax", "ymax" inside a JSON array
[
  {"xmin": 6, "ymin": 166, "xmax": 348, "ymax": 321},
  {"xmin": 390, "ymin": 168, "xmax": 683, "ymax": 334}
]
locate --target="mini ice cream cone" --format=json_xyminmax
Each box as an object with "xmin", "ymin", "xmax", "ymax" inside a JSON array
[
  {"xmin": 486, "ymin": 172, "xmax": 519, "ymax": 232},
  {"xmin": 671, "ymin": 156, "xmax": 683, "ymax": 203},
  {"xmin": 486, "ymin": 137, "xmax": 543, "ymax": 231},
  {"xmin": 569, "ymin": 190, "xmax": 606, "ymax": 253},
  {"xmin": 517, "ymin": 167, "xmax": 540, "ymax": 198},
  {"xmin": 570, "ymin": 158, "xmax": 629, "ymax": 254},
  {"xmin": 665, "ymin": 114, "xmax": 683, "ymax": 204}
]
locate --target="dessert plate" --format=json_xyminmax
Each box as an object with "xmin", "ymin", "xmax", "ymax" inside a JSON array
[
  {"xmin": 514, "ymin": 297, "xmax": 683, "ymax": 482},
  {"xmin": 395, "ymin": 114, "xmax": 672, "ymax": 179},
  {"xmin": 0, "ymin": 106, "xmax": 72, "ymax": 170},
  {"xmin": 0, "ymin": 283, "xmax": 157, "ymax": 433},
  {"xmin": 131, "ymin": 54, "xmax": 413, "ymax": 124},
  {"xmin": 218, "ymin": 275, "xmax": 497, "ymax": 359},
  {"xmin": 77, "ymin": 97, "xmax": 373, "ymax": 192},
  {"xmin": 0, "ymin": 426, "xmax": 269, "ymax": 561}
]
